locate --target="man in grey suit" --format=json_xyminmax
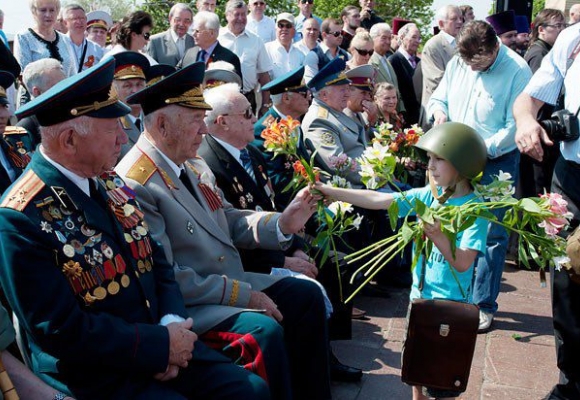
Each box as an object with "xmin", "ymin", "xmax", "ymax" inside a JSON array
[
  {"xmin": 146, "ymin": 3, "xmax": 195, "ymax": 67},
  {"xmin": 116, "ymin": 62, "xmax": 331, "ymax": 400},
  {"xmin": 419, "ymin": 5, "xmax": 463, "ymax": 128},
  {"xmin": 369, "ymin": 22, "xmax": 404, "ymax": 113}
]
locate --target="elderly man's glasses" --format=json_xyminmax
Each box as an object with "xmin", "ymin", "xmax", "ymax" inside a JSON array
[
  {"xmin": 221, "ymin": 108, "xmax": 253, "ymax": 120},
  {"xmin": 355, "ymin": 48, "xmax": 374, "ymax": 56},
  {"xmin": 327, "ymin": 31, "xmax": 342, "ymax": 37},
  {"xmin": 277, "ymin": 22, "xmax": 293, "ymax": 29}
]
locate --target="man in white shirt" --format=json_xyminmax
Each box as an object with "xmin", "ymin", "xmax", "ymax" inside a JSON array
[
  {"xmin": 293, "ymin": 18, "xmax": 320, "ymax": 55},
  {"xmin": 146, "ymin": 3, "xmax": 195, "ymax": 67},
  {"xmin": 246, "ymin": 0, "xmax": 276, "ymax": 43},
  {"xmin": 62, "ymin": 4, "xmax": 104, "ymax": 72},
  {"xmin": 265, "ymin": 13, "xmax": 305, "ymax": 80},
  {"xmin": 219, "ymin": 0, "xmax": 273, "ymax": 115}
]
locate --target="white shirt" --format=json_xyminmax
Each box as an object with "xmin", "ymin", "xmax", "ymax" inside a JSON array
[
  {"xmin": 293, "ymin": 40, "xmax": 313, "ymax": 56},
  {"xmin": 246, "ymin": 14, "xmax": 276, "ymax": 44},
  {"xmin": 170, "ymin": 29, "xmax": 187, "ymax": 59},
  {"xmin": 265, "ymin": 40, "xmax": 305, "ymax": 80},
  {"xmin": 218, "ymin": 28, "xmax": 273, "ymax": 92}
]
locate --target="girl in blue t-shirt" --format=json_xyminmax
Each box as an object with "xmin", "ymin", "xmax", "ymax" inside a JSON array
[{"xmin": 315, "ymin": 122, "xmax": 488, "ymax": 400}]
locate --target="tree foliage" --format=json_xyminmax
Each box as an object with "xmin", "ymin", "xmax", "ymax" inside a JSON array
[
  {"xmin": 532, "ymin": 0, "xmax": 546, "ymax": 19},
  {"xmin": 62, "ymin": 0, "xmax": 136, "ymax": 21}
]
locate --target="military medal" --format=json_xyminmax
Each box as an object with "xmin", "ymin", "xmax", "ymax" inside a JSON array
[
  {"xmin": 81, "ymin": 224, "xmax": 96, "ymax": 237},
  {"xmin": 93, "ymin": 286, "xmax": 107, "ymax": 300},
  {"xmin": 121, "ymin": 275, "xmax": 130, "ymax": 288},
  {"xmin": 63, "ymin": 244, "xmax": 75, "ymax": 258},
  {"xmin": 137, "ymin": 260, "xmax": 146, "ymax": 273},
  {"xmin": 145, "ymin": 260, "xmax": 152, "ymax": 272},
  {"xmin": 107, "ymin": 280, "xmax": 120, "ymax": 295}
]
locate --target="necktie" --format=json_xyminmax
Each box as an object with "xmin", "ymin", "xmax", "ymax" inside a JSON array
[
  {"xmin": 177, "ymin": 37, "xmax": 185, "ymax": 59},
  {"xmin": 239, "ymin": 149, "xmax": 256, "ymax": 182},
  {"xmin": 88, "ymin": 178, "xmax": 107, "ymax": 210},
  {"xmin": 197, "ymin": 49, "xmax": 207, "ymax": 63},
  {"xmin": 179, "ymin": 169, "xmax": 198, "ymax": 200},
  {"xmin": 135, "ymin": 118, "xmax": 142, "ymax": 132},
  {"xmin": 408, "ymin": 56, "xmax": 417, "ymax": 69}
]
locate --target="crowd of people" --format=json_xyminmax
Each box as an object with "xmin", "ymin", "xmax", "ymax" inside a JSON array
[{"xmin": 0, "ymin": 0, "xmax": 579, "ymax": 399}]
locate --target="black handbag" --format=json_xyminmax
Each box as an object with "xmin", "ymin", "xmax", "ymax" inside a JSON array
[{"xmin": 401, "ymin": 259, "xmax": 479, "ymax": 392}]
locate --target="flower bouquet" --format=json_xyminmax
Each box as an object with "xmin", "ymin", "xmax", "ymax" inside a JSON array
[
  {"xmin": 344, "ymin": 171, "xmax": 572, "ymax": 302},
  {"xmin": 373, "ymin": 123, "xmax": 426, "ymax": 184},
  {"xmin": 327, "ymin": 154, "xmax": 358, "ymax": 188},
  {"xmin": 261, "ymin": 117, "xmax": 363, "ymax": 290},
  {"xmin": 357, "ymin": 141, "xmax": 397, "ymax": 190}
]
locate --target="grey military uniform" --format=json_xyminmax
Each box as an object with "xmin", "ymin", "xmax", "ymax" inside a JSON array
[
  {"xmin": 302, "ymin": 98, "xmax": 367, "ymax": 188},
  {"xmin": 118, "ymin": 115, "xmax": 141, "ymax": 161}
]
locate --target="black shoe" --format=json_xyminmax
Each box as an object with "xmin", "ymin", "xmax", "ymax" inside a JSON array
[{"xmin": 330, "ymin": 352, "xmax": 362, "ymax": 382}]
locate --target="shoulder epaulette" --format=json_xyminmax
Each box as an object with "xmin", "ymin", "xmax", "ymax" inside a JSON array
[
  {"xmin": 125, "ymin": 153, "xmax": 158, "ymax": 185},
  {"xmin": 0, "ymin": 170, "xmax": 45, "ymax": 211},
  {"xmin": 3, "ymin": 126, "xmax": 29, "ymax": 136},
  {"xmin": 317, "ymin": 107, "xmax": 329, "ymax": 119}
]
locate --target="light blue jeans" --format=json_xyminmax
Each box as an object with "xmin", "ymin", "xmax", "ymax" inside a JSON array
[{"xmin": 473, "ymin": 150, "xmax": 520, "ymax": 314}]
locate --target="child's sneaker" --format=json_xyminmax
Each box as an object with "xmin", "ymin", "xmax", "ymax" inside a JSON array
[{"xmin": 478, "ymin": 310, "xmax": 493, "ymax": 332}]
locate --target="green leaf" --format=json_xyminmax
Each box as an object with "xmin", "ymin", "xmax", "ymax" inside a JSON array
[
  {"xmin": 520, "ymin": 198, "xmax": 543, "ymax": 213},
  {"xmin": 388, "ymin": 202, "xmax": 399, "ymax": 231},
  {"xmin": 414, "ymin": 199, "xmax": 434, "ymax": 224}
]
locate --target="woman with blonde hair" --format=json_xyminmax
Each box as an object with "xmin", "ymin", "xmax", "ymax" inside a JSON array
[{"xmin": 347, "ymin": 30, "xmax": 375, "ymax": 69}]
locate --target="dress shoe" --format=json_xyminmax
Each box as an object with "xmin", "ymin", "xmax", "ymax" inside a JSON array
[{"xmin": 330, "ymin": 352, "xmax": 362, "ymax": 382}]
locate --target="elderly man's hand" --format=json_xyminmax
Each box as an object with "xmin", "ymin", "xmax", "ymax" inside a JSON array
[
  {"xmin": 248, "ymin": 291, "xmax": 283, "ymax": 322},
  {"xmin": 278, "ymin": 187, "xmax": 319, "ymax": 235},
  {"xmin": 515, "ymin": 118, "xmax": 553, "ymax": 162},
  {"xmin": 167, "ymin": 318, "xmax": 196, "ymax": 368},
  {"xmin": 154, "ymin": 364, "xmax": 180, "ymax": 381},
  {"xmin": 284, "ymin": 255, "xmax": 318, "ymax": 278}
]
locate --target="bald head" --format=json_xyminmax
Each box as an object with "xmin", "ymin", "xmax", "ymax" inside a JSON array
[{"xmin": 570, "ymin": 4, "xmax": 580, "ymax": 23}]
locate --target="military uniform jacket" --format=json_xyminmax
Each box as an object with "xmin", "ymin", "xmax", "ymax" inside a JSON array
[
  {"xmin": 119, "ymin": 115, "xmax": 141, "ymax": 161},
  {"xmin": 302, "ymin": 98, "xmax": 367, "ymax": 188},
  {"xmin": 115, "ymin": 135, "xmax": 285, "ymax": 334},
  {"xmin": 0, "ymin": 152, "xmax": 186, "ymax": 399},
  {"xmin": 0, "ymin": 126, "xmax": 36, "ymax": 195},
  {"xmin": 252, "ymin": 107, "xmax": 309, "ymax": 209}
]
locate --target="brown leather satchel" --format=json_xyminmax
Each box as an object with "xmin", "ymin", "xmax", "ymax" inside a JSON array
[{"xmin": 401, "ymin": 298, "xmax": 479, "ymax": 392}]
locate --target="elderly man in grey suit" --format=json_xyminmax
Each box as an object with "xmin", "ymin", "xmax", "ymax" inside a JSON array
[
  {"xmin": 146, "ymin": 3, "xmax": 195, "ymax": 67},
  {"xmin": 115, "ymin": 62, "xmax": 331, "ymax": 400},
  {"xmin": 369, "ymin": 22, "xmax": 405, "ymax": 114},
  {"xmin": 419, "ymin": 5, "xmax": 463, "ymax": 128}
]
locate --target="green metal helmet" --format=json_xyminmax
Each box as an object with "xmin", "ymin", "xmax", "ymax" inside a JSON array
[{"xmin": 415, "ymin": 122, "xmax": 487, "ymax": 180}]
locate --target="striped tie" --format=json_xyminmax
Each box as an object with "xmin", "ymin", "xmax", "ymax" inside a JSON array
[{"xmin": 239, "ymin": 149, "xmax": 256, "ymax": 182}]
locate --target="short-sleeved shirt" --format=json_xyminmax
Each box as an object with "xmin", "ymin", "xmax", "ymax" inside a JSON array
[
  {"xmin": 392, "ymin": 186, "xmax": 487, "ymax": 302},
  {"xmin": 218, "ymin": 28, "xmax": 273, "ymax": 92}
]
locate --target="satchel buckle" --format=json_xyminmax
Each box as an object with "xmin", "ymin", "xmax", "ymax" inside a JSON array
[{"xmin": 439, "ymin": 324, "xmax": 450, "ymax": 337}]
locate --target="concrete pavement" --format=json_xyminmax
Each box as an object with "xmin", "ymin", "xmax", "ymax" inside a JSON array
[{"xmin": 331, "ymin": 264, "xmax": 559, "ymax": 400}]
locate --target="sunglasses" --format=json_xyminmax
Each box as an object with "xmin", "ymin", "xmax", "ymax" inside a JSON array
[
  {"xmin": 295, "ymin": 90, "xmax": 311, "ymax": 99},
  {"xmin": 253, "ymin": 1, "xmax": 265, "ymax": 5},
  {"xmin": 327, "ymin": 31, "xmax": 342, "ymax": 37},
  {"xmin": 141, "ymin": 32, "xmax": 151, "ymax": 40},
  {"xmin": 300, "ymin": 0, "xmax": 314, "ymax": 3},
  {"xmin": 277, "ymin": 22, "xmax": 293, "ymax": 29},
  {"xmin": 221, "ymin": 108, "xmax": 254, "ymax": 120},
  {"xmin": 355, "ymin": 48, "xmax": 374, "ymax": 56}
]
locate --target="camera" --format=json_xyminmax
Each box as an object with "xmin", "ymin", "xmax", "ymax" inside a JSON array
[{"xmin": 540, "ymin": 109, "xmax": 580, "ymax": 142}]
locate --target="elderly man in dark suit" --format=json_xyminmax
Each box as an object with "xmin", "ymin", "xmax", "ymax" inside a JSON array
[
  {"xmin": 146, "ymin": 3, "xmax": 195, "ymax": 67},
  {"xmin": 0, "ymin": 59, "xmax": 270, "ymax": 400},
  {"xmin": 116, "ymin": 62, "xmax": 331, "ymax": 400},
  {"xmin": 388, "ymin": 22, "xmax": 422, "ymax": 125},
  {"xmin": 179, "ymin": 11, "xmax": 242, "ymax": 81}
]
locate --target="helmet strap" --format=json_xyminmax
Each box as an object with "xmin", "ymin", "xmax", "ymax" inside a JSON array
[{"xmin": 428, "ymin": 170, "xmax": 455, "ymax": 204}]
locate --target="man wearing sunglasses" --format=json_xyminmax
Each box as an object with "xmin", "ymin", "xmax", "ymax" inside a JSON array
[
  {"xmin": 294, "ymin": 0, "xmax": 322, "ymax": 42},
  {"xmin": 265, "ymin": 13, "xmax": 305, "ymax": 80},
  {"xmin": 117, "ymin": 62, "xmax": 331, "ymax": 400},
  {"xmin": 247, "ymin": 0, "xmax": 276, "ymax": 43},
  {"xmin": 304, "ymin": 18, "xmax": 350, "ymax": 82}
]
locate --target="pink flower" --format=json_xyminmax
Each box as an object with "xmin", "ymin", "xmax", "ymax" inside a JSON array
[{"xmin": 538, "ymin": 193, "xmax": 573, "ymax": 237}]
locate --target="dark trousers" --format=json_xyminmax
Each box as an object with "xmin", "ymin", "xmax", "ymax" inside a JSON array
[
  {"xmin": 549, "ymin": 156, "xmax": 580, "ymax": 400},
  {"xmin": 123, "ymin": 342, "xmax": 270, "ymax": 400},
  {"xmin": 263, "ymin": 278, "xmax": 331, "ymax": 400}
]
